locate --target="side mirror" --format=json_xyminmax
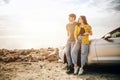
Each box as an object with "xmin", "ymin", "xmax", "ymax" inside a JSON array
[{"xmin": 104, "ymin": 34, "xmax": 111, "ymax": 40}]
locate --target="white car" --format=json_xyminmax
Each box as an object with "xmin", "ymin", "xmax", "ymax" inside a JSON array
[
  {"xmin": 60, "ymin": 27, "xmax": 120, "ymax": 65},
  {"xmin": 88, "ymin": 27, "xmax": 120, "ymax": 65}
]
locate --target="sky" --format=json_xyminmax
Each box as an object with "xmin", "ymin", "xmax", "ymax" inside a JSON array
[{"xmin": 0, "ymin": 0, "xmax": 120, "ymax": 49}]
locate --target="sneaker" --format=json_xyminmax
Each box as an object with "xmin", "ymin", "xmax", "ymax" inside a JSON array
[
  {"xmin": 74, "ymin": 66, "xmax": 79, "ymax": 75},
  {"xmin": 78, "ymin": 68, "xmax": 84, "ymax": 75},
  {"xmin": 66, "ymin": 69, "xmax": 73, "ymax": 74},
  {"xmin": 66, "ymin": 65, "xmax": 74, "ymax": 74}
]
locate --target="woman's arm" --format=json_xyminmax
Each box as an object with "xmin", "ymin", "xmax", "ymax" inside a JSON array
[
  {"xmin": 88, "ymin": 25, "xmax": 92, "ymax": 35},
  {"xmin": 83, "ymin": 25, "xmax": 92, "ymax": 36}
]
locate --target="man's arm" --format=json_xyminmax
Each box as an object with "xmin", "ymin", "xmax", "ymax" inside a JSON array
[{"xmin": 66, "ymin": 25, "xmax": 69, "ymax": 36}]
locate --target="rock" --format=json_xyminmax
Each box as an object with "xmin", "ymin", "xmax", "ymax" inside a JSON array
[
  {"xmin": 47, "ymin": 47, "xmax": 54, "ymax": 51},
  {"xmin": 0, "ymin": 48, "xmax": 59, "ymax": 62},
  {"xmin": 46, "ymin": 54, "xmax": 58, "ymax": 62},
  {"xmin": 31, "ymin": 57, "xmax": 38, "ymax": 62},
  {"xmin": 16, "ymin": 59, "xmax": 21, "ymax": 62},
  {"xmin": 22, "ymin": 50, "xmax": 29, "ymax": 55},
  {"xmin": 0, "ymin": 49, "xmax": 4, "ymax": 55},
  {"xmin": 40, "ymin": 52, "xmax": 49, "ymax": 57}
]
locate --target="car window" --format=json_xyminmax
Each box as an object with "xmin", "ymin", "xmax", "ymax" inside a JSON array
[{"xmin": 111, "ymin": 29, "xmax": 120, "ymax": 38}]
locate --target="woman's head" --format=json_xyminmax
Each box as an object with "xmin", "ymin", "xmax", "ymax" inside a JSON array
[{"xmin": 78, "ymin": 15, "xmax": 88, "ymax": 25}]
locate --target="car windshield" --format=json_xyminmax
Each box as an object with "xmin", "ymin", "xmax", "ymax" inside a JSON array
[{"xmin": 111, "ymin": 28, "xmax": 120, "ymax": 38}]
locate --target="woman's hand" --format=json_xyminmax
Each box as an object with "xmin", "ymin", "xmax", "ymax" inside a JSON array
[{"xmin": 83, "ymin": 32, "xmax": 89, "ymax": 36}]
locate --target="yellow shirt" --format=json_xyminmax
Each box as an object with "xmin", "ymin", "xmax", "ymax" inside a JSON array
[{"xmin": 74, "ymin": 24, "xmax": 92, "ymax": 44}]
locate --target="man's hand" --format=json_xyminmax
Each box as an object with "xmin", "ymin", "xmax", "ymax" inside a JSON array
[
  {"xmin": 75, "ymin": 40, "xmax": 78, "ymax": 44},
  {"xmin": 68, "ymin": 35, "xmax": 71, "ymax": 39}
]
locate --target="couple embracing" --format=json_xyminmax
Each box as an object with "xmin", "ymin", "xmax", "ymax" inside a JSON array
[{"xmin": 65, "ymin": 13, "xmax": 92, "ymax": 75}]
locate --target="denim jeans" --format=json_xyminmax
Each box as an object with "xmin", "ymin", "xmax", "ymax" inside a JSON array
[
  {"xmin": 65, "ymin": 40, "xmax": 75, "ymax": 66},
  {"xmin": 70, "ymin": 36, "xmax": 89, "ymax": 66},
  {"xmin": 71, "ymin": 36, "xmax": 82, "ymax": 65},
  {"xmin": 81, "ymin": 44, "xmax": 89, "ymax": 66}
]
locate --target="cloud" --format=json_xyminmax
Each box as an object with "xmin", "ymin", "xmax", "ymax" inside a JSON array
[
  {"xmin": 86, "ymin": 0, "xmax": 120, "ymax": 12},
  {"xmin": 110, "ymin": 0, "xmax": 120, "ymax": 11}
]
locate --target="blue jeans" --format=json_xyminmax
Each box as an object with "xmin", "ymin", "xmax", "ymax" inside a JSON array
[
  {"xmin": 70, "ymin": 36, "xmax": 89, "ymax": 66},
  {"xmin": 81, "ymin": 44, "xmax": 89, "ymax": 66},
  {"xmin": 71, "ymin": 36, "xmax": 82, "ymax": 65},
  {"xmin": 65, "ymin": 40, "xmax": 75, "ymax": 66}
]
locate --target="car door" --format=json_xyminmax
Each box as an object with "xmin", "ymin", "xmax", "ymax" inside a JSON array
[
  {"xmin": 95, "ymin": 28, "xmax": 120, "ymax": 64},
  {"xmin": 88, "ymin": 39, "xmax": 98, "ymax": 64}
]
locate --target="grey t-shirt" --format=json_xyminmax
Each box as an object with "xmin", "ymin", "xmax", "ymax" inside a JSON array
[{"xmin": 66, "ymin": 22, "xmax": 77, "ymax": 41}]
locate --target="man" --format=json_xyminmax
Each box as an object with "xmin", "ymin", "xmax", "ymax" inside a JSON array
[{"xmin": 66, "ymin": 13, "xmax": 77, "ymax": 74}]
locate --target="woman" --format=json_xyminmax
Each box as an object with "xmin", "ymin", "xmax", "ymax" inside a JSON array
[{"xmin": 72, "ymin": 15, "xmax": 92, "ymax": 75}]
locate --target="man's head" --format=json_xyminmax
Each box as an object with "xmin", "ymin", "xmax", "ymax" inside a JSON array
[{"xmin": 68, "ymin": 13, "xmax": 76, "ymax": 22}]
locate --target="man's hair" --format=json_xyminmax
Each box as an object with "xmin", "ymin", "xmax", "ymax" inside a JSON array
[{"xmin": 69, "ymin": 13, "xmax": 76, "ymax": 20}]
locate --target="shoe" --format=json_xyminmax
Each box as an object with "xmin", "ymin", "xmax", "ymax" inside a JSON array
[
  {"xmin": 66, "ymin": 69, "xmax": 73, "ymax": 74},
  {"xmin": 74, "ymin": 66, "xmax": 79, "ymax": 75},
  {"xmin": 78, "ymin": 68, "xmax": 84, "ymax": 75},
  {"xmin": 66, "ymin": 65, "xmax": 74, "ymax": 74}
]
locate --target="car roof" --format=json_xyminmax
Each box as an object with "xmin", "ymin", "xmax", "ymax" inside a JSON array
[{"xmin": 110, "ymin": 27, "xmax": 120, "ymax": 34}]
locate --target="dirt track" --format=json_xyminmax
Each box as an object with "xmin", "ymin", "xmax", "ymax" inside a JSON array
[{"xmin": 0, "ymin": 61, "xmax": 120, "ymax": 80}]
